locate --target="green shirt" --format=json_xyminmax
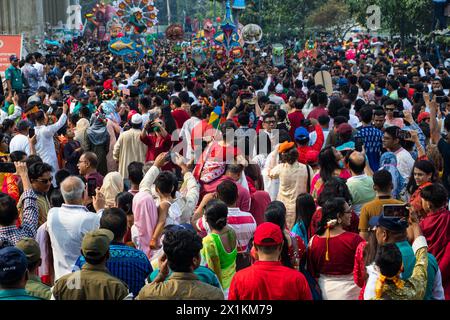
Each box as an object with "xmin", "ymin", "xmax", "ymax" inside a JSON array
[
  {"xmin": 0, "ymin": 289, "xmax": 43, "ymax": 300},
  {"xmin": 5, "ymin": 65, "xmax": 24, "ymax": 91},
  {"xmin": 26, "ymin": 274, "xmax": 51, "ymax": 300},
  {"xmin": 346, "ymin": 174, "xmax": 376, "ymax": 214}
]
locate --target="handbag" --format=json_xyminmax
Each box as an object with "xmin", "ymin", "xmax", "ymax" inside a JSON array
[{"xmin": 200, "ymin": 161, "xmax": 226, "ymax": 183}]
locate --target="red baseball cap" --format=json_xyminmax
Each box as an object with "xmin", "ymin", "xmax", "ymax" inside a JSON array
[
  {"xmin": 254, "ymin": 222, "xmax": 283, "ymax": 246},
  {"xmin": 418, "ymin": 112, "xmax": 430, "ymax": 123}
]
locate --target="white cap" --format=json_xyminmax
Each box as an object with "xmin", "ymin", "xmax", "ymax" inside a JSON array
[{"xmin": 131, "ymin": 114, "xmax": 143, "ymax": 125}]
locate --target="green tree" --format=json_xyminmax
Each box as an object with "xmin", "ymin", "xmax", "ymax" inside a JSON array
[
  {"xmin": 306, "ymin": 0, "xmax": 355, "ymax": 40},
  {"xmin": 345, "ymin": 0, "xmax": 432, "ymax": 46}
]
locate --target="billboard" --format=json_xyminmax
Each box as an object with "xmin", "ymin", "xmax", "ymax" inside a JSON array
[{"xmin": 0, "ymin": 35, "xmax": 23, "ymax": 75}]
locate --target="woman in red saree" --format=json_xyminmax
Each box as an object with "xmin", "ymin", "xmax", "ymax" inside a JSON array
[{"xmin": 419, "ymin": 183, "xmax": 450, "ymax": 299}]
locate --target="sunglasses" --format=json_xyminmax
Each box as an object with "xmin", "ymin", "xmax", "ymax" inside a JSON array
[{"xmin": 35, "ymin": 177, "xmax": 53, "ymax": 184}]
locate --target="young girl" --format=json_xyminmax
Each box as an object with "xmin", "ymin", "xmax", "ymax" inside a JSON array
[
  {"xmin": 201, "ymin": 199, "xmax": 237, "ymax": 296},
  {"xmin": 150, "ymin": 171, "xmax": 182, "ymax": 250}
]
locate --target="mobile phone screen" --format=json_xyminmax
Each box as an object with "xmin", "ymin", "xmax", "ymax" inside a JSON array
[{"xmin": 87, "ymin": 178, "xmax": 97, "ymax": 197}]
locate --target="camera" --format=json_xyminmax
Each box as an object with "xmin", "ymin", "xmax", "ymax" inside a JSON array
[
  {"xmin": 393, "ymin": 110, "xmax": 404, "ymax": 118},
  {"xmin": 398, "ymin": 130, "xmax": 411, "ymax": 140},
  {"xmin": 436, "ymin": 96, "xmax": 449, "ymax": 104}
]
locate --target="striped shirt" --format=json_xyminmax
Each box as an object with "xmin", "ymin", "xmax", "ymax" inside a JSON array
[
  {"xmin": 0, "ymin": 190, "xmax": 38, "ymax": 247},
  {"xmin": 197, "ymin": 208, "xmax": 257, "ymax": 253}
]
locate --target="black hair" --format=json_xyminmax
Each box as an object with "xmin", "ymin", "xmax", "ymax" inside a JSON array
[
  {"xmin": 9, "ymin": 151, "xmax": 26, "ymax": 162},
  {"xmin": 318, "ymin": 115, "xmax": 330, "ymax": 126},
  {"xmin": 25, "ymin": 155, "xmax": 43, "ymax": 169},
  {"xmin": 384, "ymin": 125, "xmax": 401, "ymax": 141},
  {"xmin": 280, "ymin": 146, "xmax": 299, "ymax": 165},
  {"xmin": 375, "ymin": 243, "xmax": 403, "ymax": 278},
  {"xmin": 238, "ymin": 112, "xmax": 250, "ymax": 126},
  {"xmin": 216, "ymin": 180, "xmax": 238, "ymax": 206},
  {"xmin": 28, "ymin": 162, "xmax": 53, "ymax": 181},
  {"xmin": 420, "ymin": 183, "xmax": 448, "ymax": 209},
  {"xmin": 116, "ymin": 192, "xmax": 134, "ymax": 215},
  {"xmin": 1, "ymin": 119, "xmax": 15, "ymax": 132},
  {"xmin": 100, "ymin": 208, "xmax": 128, "ymax": 241},
  {"xmin": 155, "ymin": 171, "xmax": 178, "ymax": 198},
  {"xmin": 139, "ymin": 97, "xmax": 151, "ymax": 111},
  {"xmin": 128, "ymin": 162, "xmax": 144, "ymax": 186},
  {"xmin": 406, "ymin": 160, "xmax": 437, "ymax": 194},
  {"xmin": 317, "ymin": 177, "xmax": 353, "ymax": 207},
  {"xmin": 0, "ymin": 194, "xmax": 19, "ymax": 226},
  {"xmin": 49, "ymin": 188, "xmax": 64, "ymax": 208},
  {"xmin": 204, "ymin": 199, "xmax": 228, "ymax": 231},
  {"xmin": 316, "ymin": 198, "xmax": 347, "ymax": 235},
  {"xmin": 318, "ymin": 146, "xmax": 340, "ymax": 182},
  {"xmin": 178, "ymin": 91, "xmax": 190, "ymax": 104},
  {"xmin": 359, "ymin": 106, "xmax": 374, "ymax": 124},
  {"xmin": 220, "ymin": 120, "xmax": 237, "ymax": 141},
  {"xmin": 317, "ymin": 92, "xmax": 328, "ymax": 106},
  {"xmin": 170, "ymin": 96, "xmax": 182, "ymax": 108},
  {"xmin": 295, "ymin": 193, "xmax": 316, "ymax": 232},
  {"xmin": 373, "ymin": 170, "xmax": 393, "ymax": 193},
  {"xmin": 163, "ymin": 228, "xmax": 203, "ymax": 272},
  {"xmin": 55, "ymin": 169, "xmax": 71, "ymax": 188},
  {"xmin": 264, "ymin": 201, "xmax": 292, "ymax": 268}
]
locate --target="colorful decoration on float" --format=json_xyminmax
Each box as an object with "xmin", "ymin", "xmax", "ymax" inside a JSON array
[
  {"xmin": 108, "ymin": 37, "xmax": 145, "ymax": 62},
  {"xmin": 272, "ymin": 43, "xmax": 285, "ymax": 67},
  {"xmin": 242, "ymin": 24, "xmax": 263, "ymax": 44},
  {"xmin": 166, "ymin": 24, "xmax": 184, "ymax": 41},
  {"xmin": 213, "ymin": 0, "xmax": 244, "ymax": 61},
  {"xmin": 115, "ymin": 0, "xmax": 159, "ymax": 35}
]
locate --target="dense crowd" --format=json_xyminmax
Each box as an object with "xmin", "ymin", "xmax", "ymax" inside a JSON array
[{"xmin": 0, "ymin": 34, "xmax": 449, "ymax": 300}]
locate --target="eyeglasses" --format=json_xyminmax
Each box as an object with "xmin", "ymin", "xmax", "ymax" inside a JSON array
[
  {"xmin": 265, "ymin": 120, "xmax": 276, "ymax": 124},
  {"xmin": 385, "ymin": 108, "xmax": 395, "ymax": 112},
  {"xmin": 35, "ymin": 177, "xmax": 53, "ymax": 184}
]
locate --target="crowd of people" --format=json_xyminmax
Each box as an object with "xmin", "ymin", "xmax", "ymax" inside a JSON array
[{"xmin": 0, "ymin": 33, "xmax": 449, "ymax": 301}]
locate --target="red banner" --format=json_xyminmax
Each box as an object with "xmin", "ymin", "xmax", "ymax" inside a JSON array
[{"xmin": 0, "ymin": 35, "xmax": 23, "ymax": 74}]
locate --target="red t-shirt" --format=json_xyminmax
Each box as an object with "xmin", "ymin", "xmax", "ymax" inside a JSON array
[
  {"xmin": 307, "ymin": 231, "xmax": 364, "ymax": 278},
  {"xmin": 228, "ymin": 261, "xmax": 312, "ymax": 300},
  {"xmin": 307, "ymin": 106, "xmax": 328, "ymax": 120},
  {"xmin": 288, "ymin": 110, "xmax": 305, "ymax": 141},
  {"xmin": 172, "ymin": 108, "xmax": 190, "ymax": 129}
]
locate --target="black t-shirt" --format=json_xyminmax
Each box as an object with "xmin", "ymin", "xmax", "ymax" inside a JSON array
[{"xmin": 438, "ymin": 138, "xmax": 450, "ymax": 193}]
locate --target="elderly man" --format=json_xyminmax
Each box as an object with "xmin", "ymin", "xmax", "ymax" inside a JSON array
[
  {"xmin": 47, "ymin": 176, "xmax": 105, "ymax": 281},
  {"xmin": 78, "ymin": 152, "xmax": 104, "ymax": 188},
  {"xmin": 345, "ymin": 151, "xmax": 376, "ymax": 216}
]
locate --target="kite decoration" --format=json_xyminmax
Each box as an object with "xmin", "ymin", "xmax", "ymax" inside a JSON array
[
  {"xmin": 242, "ymin": 24, "xmax": 263, "ymax": 44},
  {"xmin": 108, "ymin": 37, "xmax": 145, "ymax": 63},
  {"xmin": 115, "ymin": 0, "xmax": 159, "ymax": 35}
]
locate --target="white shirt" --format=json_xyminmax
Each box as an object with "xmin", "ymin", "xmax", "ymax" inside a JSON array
[
  {"xmin": 47, "ymin": 204, "xmax": 100, "ymax": 280},
  {"xmin": 35, "ymin": 113, "xmax": 68, "ymax": 186},
  {"xmin": 179, "ymin": 116, "xmax": 201, "ymax": 161},
  {"xmin": 395, "ymin": 147, "xmax": 415, "ymax": 181},
  {"xmin": 9, "ymin": 133, "xmax": 31, "ymax": 155},
  {"xmin": 402, "ymin": 98, "xmax": 413, "ymax": 112},
  {"xmin": 262, "ymin": 148, "xmax": 280, "ymax": 201}
]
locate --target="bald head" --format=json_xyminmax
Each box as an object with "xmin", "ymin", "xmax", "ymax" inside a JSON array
[
  {"xmin": 348, "ymin": 151, "xmax": 366, "ymax": 175},
  {"xmin": 61, "ymin": 176, "xmax": 85, "ymax": 205}
]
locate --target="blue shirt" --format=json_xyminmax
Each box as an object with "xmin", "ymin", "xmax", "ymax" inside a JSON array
[
  {"xmin": 355, "ymin": 125, "xmax": 383, "ymax": 171},
  {"xmin": 74, "ymin": 243, "xmax": 152, "ymax": 297},
  {"xmin": 396, "ymin": 241, "xmax": 439, "ymax": 300}
]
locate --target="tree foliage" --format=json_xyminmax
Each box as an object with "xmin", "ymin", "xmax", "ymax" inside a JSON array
[{"xmin": 306, "ymin": 0, "xmax": 353, "ymax": 39}]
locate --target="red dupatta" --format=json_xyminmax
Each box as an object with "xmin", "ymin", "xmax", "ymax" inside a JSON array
[{"xmin": 420, "ymin": 207, "xmax": 450, "ymax": 299}]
